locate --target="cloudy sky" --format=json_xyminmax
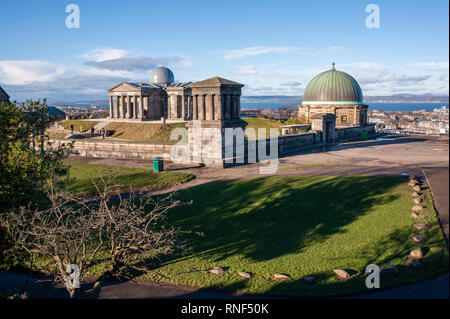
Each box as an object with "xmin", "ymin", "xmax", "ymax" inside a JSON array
[{"xmin": 0, "ymin": 0, "xmax": 448, "ymax": 102}]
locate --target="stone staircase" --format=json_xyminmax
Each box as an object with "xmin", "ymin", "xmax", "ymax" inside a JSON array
[{"xmin": 93, "ymin": 121, "xmax": 109, "ymax": 130}]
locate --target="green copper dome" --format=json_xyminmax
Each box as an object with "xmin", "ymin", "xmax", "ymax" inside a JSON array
[{"xmin": 302, "ymin": 63, "xmax": 363, "ymax": 105}]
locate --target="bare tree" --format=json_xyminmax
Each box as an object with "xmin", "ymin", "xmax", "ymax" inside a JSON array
[
  {"xmin": 1, "ymin": 169, "xmax": 190, "ymax": 298},
  {"xmin": 269, "ymin": 105, "xmax": 297, "ymax": 121}
]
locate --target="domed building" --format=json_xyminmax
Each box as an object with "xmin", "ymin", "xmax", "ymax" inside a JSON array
[
  {"xmin": 149, "ymin": 66, "xmax": 175, "ymax": 86},
  {"xmin": 107, "ymin": 66, "xmax": 244, "ymax": 122},
  {"xmin": 298, "ymin": 63, "xmax": 368, "ymax": 127}
]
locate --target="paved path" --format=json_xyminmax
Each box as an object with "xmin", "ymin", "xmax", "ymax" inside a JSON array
[{"xmin": 423, "ymin": 167, "xmax": 449, "ymax": 245}]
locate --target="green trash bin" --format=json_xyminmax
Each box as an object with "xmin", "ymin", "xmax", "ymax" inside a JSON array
[
  {"xmin": 361, "ymin": 131, "xmax": 368, "ymax": 140},
  {"xmin": 153, "ymin": 157, "xmax": 164, "ymax": 172}
]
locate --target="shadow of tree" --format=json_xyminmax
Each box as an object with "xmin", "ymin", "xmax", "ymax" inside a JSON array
[{"xmin": 159, "ymin": 175, "xmax": 402, "ymax": 264}]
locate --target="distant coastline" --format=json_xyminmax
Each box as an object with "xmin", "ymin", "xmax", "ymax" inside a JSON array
[{"xmin": 241, "ymin": 102, "xmax": 449, "ymax": 112}]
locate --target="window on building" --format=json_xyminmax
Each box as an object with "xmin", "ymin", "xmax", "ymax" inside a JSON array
[{"xmin": 341, "ymin": 115, "xmax": 348, "ymax": 123}]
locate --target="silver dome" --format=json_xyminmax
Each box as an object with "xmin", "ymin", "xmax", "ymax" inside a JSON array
[{"xmin": 149, "ymin": 67, "xmax": 174, "ymax": 85}]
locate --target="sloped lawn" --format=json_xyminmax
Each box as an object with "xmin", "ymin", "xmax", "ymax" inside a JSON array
[
  {"xmin": 64, "ymin": 162, "xmax": 194, "ymax": 195},
  {"xmin": 143, "ymin": 175, "xmax": 448, "ymax": 297}
]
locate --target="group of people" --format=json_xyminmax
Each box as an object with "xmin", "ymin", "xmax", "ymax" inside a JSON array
[
  {"xmin": 68, "ymin": 123, "xmax": 106, "ymax": 139},
  {"xmin": 90, "ymin": 127, "xmax": 106, "ymax": 139}
]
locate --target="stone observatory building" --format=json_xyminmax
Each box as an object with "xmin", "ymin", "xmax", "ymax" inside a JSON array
[
  {"xmin": 298, "ymin": 63, "xmax": 368, "ymax": 127},
  {"xmin": 107, "ymin": 66, "xmax": 245, "ymax": 123}
]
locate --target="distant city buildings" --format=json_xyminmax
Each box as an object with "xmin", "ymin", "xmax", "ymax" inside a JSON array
[{"xmin": 368, "ymin": 106, "xmax": 449, "ymax": 136}]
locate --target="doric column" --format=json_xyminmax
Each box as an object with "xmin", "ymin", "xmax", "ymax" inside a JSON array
[
  {"xmin": 126, "ymin": 96, "xmax": 131, "ymax": 118},
  {"xmin": 133, "ymin": 95, "xmax": 138, "ymax": 119},
  {"xmin": 214, "ymin": 94, "xmax": 222, "ymax": 120},
  {"xmin": 193, "ymin": 95, "xmax": 198, "ymax": 120},
  {"xmin": 115, "ymin": 96, "xmax": 120, "ymax": 118},
  {"xmin": 139, "ymin": 96, "xmax": 144, "ymax": 119},
  {"xmin": 205, "ymin": 94, "xmax": 214, "ymax": 120},
  {"xmin": 186, "ymin": 96, "xmax": 191, "ymax": 119},
  {"xmin": 148, "ymin": 95, "xmax": 154, "ymax": 119},
  {"xmin": 121, "ymin": 96, "xmax": 126, "ymax": 119},
  {"xmin": 201, "ymin": 94, "xmax": 207, "ymax": 120},
  {"xmin": 181, "ymin": 95, "xmax": 186, "ymax": 119},
  {"xmin": 109, "ymin": 95, "xmax": 113, "ymax": 118}
]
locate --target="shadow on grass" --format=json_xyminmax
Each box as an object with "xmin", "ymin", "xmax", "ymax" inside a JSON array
[{"xmin": 159, "ymin": 175, "xmax": 403, "ymax": 264}]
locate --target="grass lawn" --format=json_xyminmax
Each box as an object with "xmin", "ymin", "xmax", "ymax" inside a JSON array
[
  {"xmin": 243, "ymin": 118, "xmax": 283, "ymax": 138},
  {"xmin": 45, "ymin": 130, "xmax": 68, "ymax": 138},
  {"xmin": 59, "ymin": 120, "xmax": 100, "ymax": 133},
  {"xmin": 129, "ymin": 175, "xmax": 448, "ymax": 297},
  {"xmin": 64, "ymin": 161, "xmax": 194, "ymax": 195},
  {"xmin": 103, "ymin": 122, "xmax": 186, "ymax": 143}
]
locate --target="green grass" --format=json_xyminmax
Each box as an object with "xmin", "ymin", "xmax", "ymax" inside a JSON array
[
  {"xmin": 131, "ymin": 175, "xmax": 448, "ymax": 297},
  {"xmin": 64, "ymin": 161, "xmax": 194, "ymax": 195},
  {"xmin": 243, "ymin": 118, "xmax": 283, "ymax": 138},
  {"xmin": 104, "ymin": 122, "xmax": 186, "ymax": 143},
  {"xmin": 59, "ymin": 120, "xmax": 100, "ymax": 133}
]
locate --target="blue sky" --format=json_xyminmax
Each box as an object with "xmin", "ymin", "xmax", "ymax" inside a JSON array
[{"xmin": 0, "ymin": 0, "xmax": 448, "ymax": 102}]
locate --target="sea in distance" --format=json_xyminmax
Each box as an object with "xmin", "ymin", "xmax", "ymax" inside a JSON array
[{"xmin": 241, "ymin": 102, "xmax": 449, "ymax": 112}]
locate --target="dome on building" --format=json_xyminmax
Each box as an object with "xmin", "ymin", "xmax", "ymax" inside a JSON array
[
  {"xmin": 302, "ymin": 63, "xmax": 363, "ymax": 104},
  {"xmin": 149, "ymin": 66, "xmax": 175, "ymax": 85}
]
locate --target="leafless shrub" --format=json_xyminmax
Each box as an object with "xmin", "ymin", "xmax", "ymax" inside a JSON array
[{"xmin": 1, "ymin": 169, "xmax": 190, "ymax": 298}]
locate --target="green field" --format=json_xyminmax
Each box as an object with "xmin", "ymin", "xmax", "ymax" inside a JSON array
[
  {"xmin": 64, "ymin": 161, "xmax": 194, "ymax": 195},
  {"xmin": 127, "ymin": 175, "xmax": 448, "ymax": 297},
  {"xmin": 243, "ymin": 118, "xmax": 283, "ymax": 138}
]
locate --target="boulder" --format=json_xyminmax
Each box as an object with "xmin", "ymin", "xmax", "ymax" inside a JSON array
[
  {"xmin": 411, "ymin": 192, "xmax": 420, "ymax": 198},
  {"xmin": 414, "ymin": 222, "xmax": 431, "ymax": 231},
  {"xmin": 209, "ymin": 267, "xmax": 226, "ymax": 276},
  {"xmin": 409, "ymin": 247, "xmax": 424, "ymax": 259},
  {"xmin": 405, "ymin": 258, "xmax": 424, "ymax": 269},
  {"xmin": 303, "ymin": 275, "xmax": 316, "ymax": 284},
  {"xmin": 411, "ymin": 205, "xmax": 424, "ymax": 212},
  {"xmin": 413, "ymin": 185, "xmax": 422, "ymax": 192},
  {"xmin": 408, "ymin": 180, "xmax": 418, "ymax": 187},
  {"xmin": 412, "ymin": 234, "xmax": 425, "ymax": 243},
  {"xmin": 380, "ymin": 265, "xmax": 399, "ymax": 277},
  {"xmin": 413, "ymin": 198, "xmax": 422, "ymax": 205},
  {"xmin": 272, "ymin": 273, "xmax": 290, "ymax": 281},
  {"xmin": 236, "ymin": 271, "xmax": 252, "ymax": 279},
  {"xmin": 411, "ymin": 212, "xmax": 426, "ymax": 219},
  {"xmin": 332, "ymin": 269, "xmax": 350, "ymax": 281}
]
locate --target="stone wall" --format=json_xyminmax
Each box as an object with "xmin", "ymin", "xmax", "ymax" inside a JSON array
[
  {"xmin": 49, "ymin": 138, "xmax": 180, "ymax": 160},
  {"xmin": 49, "ymin": 124, "xmax": 376, "ymax": 166},
  {"xmin": 335, "ymin": 124, "xmax": 376, "ymax": 140}
]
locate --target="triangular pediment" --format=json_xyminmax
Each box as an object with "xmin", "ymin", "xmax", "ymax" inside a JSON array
[
  {"xmin": 108, "ymin": 82, "xmax": 141, "ymax": 93},
  {"xmin": 189, "ymin": 76, "xmax": 243, "ymax": 88}
]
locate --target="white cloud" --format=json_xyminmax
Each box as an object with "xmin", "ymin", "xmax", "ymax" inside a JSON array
[
  {"xmin": 408, "ymin": 61, "xmax": 449, "ymax": 70},
  {"xmin": 0, "ymin": 60, "xmax": 67, "ymax": 85},
  {"xmin": 223, "ymin": 46, "xmax": 298, "ymax": 59},
  {"xmin": 222, "ymin": 46, "xmax": 345, "ymax": 59},
  {"xmin": 76, "ymin": 48, "xmax": 128, "ymax": 62}
]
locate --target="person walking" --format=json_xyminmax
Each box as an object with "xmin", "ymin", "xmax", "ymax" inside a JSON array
[
  {"xmin": 90, "ymin": 127, "xmax": 94, "ymax": 136},
  {"xmin": 70, "ymin": 123, "xmax": 74, "ymax": 134},
  {"xmin": 101, "ymin": 128, "xmax": 106, "ymax": 139}
]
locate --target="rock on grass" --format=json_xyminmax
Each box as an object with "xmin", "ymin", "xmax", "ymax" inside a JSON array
[{"xmin": 332, "ymin": 269, "xmax": 350, "ymax": 281}]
